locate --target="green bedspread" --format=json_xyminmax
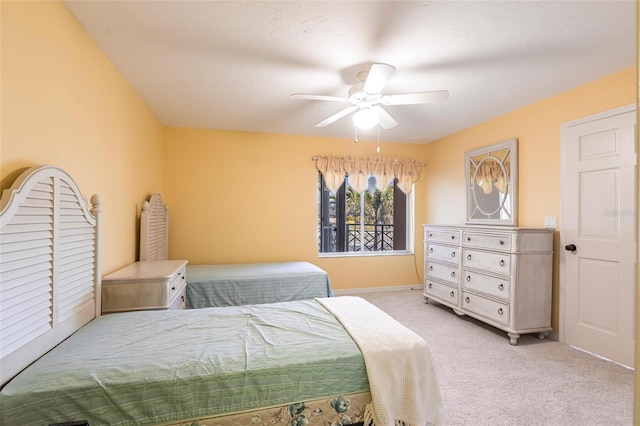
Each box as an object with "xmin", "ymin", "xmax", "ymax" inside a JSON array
[
  {"xmin": 0, "ymin": 300, "xmax": 369, "ymax": 426},
  {"xmin": 186, "ymin": 261, "xmax": 333, "ymax": 308}
]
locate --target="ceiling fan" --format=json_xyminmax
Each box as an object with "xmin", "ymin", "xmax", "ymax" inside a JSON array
[{"xmin": 291, "ymin": 63, "xmax": 449, "ymax": 130}]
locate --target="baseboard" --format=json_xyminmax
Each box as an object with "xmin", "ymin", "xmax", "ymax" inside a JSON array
[{"xmin": 333, "ymin": 284, "xmax": 423, "ymax": 295}]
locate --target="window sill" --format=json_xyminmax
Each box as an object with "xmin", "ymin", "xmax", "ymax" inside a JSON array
[{"xmin": 318, "ymin": 251, "xmax": 414, "ymax": 259}]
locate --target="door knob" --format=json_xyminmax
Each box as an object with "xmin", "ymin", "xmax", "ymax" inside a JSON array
[{"xmin": 565, "ymin": 244, "xmax": 577, "ymax": 252}]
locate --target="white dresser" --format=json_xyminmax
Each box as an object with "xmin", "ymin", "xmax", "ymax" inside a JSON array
[
  {"xmin": 102, "ymin": 260, "xmax": 188, "ymax": 313},
  {"xmin": 423, "ymin": 224, "xmax": 554, "ymax": 345}
]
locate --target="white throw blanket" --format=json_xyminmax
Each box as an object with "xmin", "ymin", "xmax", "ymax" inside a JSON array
[{"xmin": 317, "ymin": 296, "xmax": 443, "ymax": 426}]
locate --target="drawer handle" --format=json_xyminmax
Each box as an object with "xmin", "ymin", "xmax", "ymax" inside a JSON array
[
  {"xmin": 429, "ymin": 233, "xmax": 433, "ymax": 237},
  {"xmin": 429, "ymin": 247, "xmax": 433, "ymax": 253},
  {"xmin": 181, "ymin": 295, "xmax": 185, "ymax": 302},
  {"xmin": 171, "ymin": 286, "xmax": 176, "ymax": 291},
  {"xmin": 450, "ymin": 271, "xmax": 456, "ymax": 278},
  {"xmin": 466, "ymin": 275, "xmax": 471, "ymax": 282},
  {"xmin": 467, "ymin": 254, "xmax": 472, "ymax": 261},
  {"xmin": 182, "ymin": 275, "xmax": 185, "ymax": 280},
  {"xmin": 429, "ymin": 265, "xmax": 433, "ymax": 271},
  {"xmin": 499, "ymin": 240, "xmax": 505, "ymax": 245},
  {"xmin": 450, "ymin": 291, "xmax": 455, "ymax": 298},
  {"xmin": 498, "ymin": 283, "xmax": 504, "ymax": 291},
  {"xmin": 465, "ymin": 296, "xmax": 470, "ymax": 303},
  {"xmin": 499, "ymin": 259, "xmax": 505, "ymax": 267},
  {"xmin": 451, "ymin": 251, "xmax": 456, "ymax": 257},
  {"xmin": 428, "ymin": 283, "xmax": 432, "ymax": 289},
  {"xmin": 498, "ymin": 308, "xmax": 504, "ymax": 315},
  {"xmin": 467, "ymin": 236, "xmax": 471, "ymax": 241},
  {"xmin": 451, "ymin": 235, "xmax": 455, "ymax": 240}
]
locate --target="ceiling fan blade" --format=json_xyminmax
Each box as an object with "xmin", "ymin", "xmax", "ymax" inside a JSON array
[
  {"xmin": 373, "ymin": 106, "xmax": 398, "ymax": 129},
  {"xmin": 382, "ymin": 90, "xmax": 450, "ymax": 105},
  {"xmin": 363, "ymin": 63, "xmax": 396, "ymax": 95},
  {"xmin": 291, "ymin": 93, "xmax": 352, "ymax": 103},
  {"xmin": 315, "ymin": 106, "xmax": 358, "ymax": 127}
]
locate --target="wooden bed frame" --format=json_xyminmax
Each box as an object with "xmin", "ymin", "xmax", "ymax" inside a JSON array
[
  {"xmin": 0, "ymin": 165, "xmax": 102, "ymax": 387},
  {"xmin": 139, "ymin": 193, "xmax": 168, "ymax": 262}
]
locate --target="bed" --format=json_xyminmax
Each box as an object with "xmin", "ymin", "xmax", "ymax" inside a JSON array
[
  {"xmin": 0, "ymin": 166, "xmax": 442, "ymax": 426},
  {"xmin": 140, "ymin": 193, "xmax": 334, "ymax": 308}
]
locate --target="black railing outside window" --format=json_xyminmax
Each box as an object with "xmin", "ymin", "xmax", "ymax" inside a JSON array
[{"xmin": 319, "ymin": 224, "xmax": 394, "ymax": 252}]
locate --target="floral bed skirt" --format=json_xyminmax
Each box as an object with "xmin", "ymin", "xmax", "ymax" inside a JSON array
[{"xmin": 165, "ymin": 391, "xmax": 371, "ymax": 426}]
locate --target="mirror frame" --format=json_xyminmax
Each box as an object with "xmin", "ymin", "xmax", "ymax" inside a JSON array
[{"xmin": 465, "ymin": 138, "xmax": 518, "ymax": 226}]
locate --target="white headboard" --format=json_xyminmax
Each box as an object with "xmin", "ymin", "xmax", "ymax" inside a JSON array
[
  {"xmin": 139, "ymin": 193, "xmax": 168, "ymax": 261},
  {"xmin": 0, "ymin": 166, "xmax": 102, "ymax": 387}
]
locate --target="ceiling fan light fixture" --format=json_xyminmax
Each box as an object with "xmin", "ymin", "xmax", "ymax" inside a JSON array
[{"xmin": 353, "ymin": 107, "xmax": 378, "ymax": 130}]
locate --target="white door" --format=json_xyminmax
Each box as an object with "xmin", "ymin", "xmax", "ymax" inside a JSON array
[{"xmin": 561, "ymin": 104, "xmax": 636, "ymax": 368}]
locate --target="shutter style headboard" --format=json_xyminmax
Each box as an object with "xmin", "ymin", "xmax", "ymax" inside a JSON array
[
  {"xmin": 139, "ymin": 193, "xmax": 168, "ymax": 261},
  {"xmin": 0, "ymin": 166, "xmax": 102, "ymax": 387}
]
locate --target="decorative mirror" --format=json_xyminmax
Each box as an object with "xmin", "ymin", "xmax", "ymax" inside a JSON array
[{"xmin": 465, "ymin": 138, "xmax": 518, "ymax": 226}]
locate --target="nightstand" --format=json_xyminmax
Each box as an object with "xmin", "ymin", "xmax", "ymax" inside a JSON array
[{"xmin": 101, "ymin": 260, "xmax": 188, "ymax": 313}]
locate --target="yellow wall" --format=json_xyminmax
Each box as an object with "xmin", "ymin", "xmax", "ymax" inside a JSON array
[
  {"xmin": 423, "ymin": 66, "xmax": 636, "ymax": 332},
  {"xmin": 163, "ymin": 127, "xmax": 428, "ymax": 290},
  {"xmin": 0, "ymin": 1, "xmax": 165, "ymax": 274}
]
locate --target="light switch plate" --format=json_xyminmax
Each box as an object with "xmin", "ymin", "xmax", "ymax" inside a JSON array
[{"xmin": 544, "ymin": 216, "xmax": 557, "ymax": 229}]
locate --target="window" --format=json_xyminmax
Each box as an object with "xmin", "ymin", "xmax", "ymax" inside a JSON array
[{"xmin": 318, "ymin": 172, "xmax": 413, "ymax": 254}]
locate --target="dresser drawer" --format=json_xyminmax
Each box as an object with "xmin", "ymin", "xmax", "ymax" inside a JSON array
[
  {"xmin": 426, "ymin": 261, "xmax": 460, "ymax": 285},
  {"xmin": 427, "ymin": 243, "xmax": 461, "ymax": 265},
  {"xmin": 462, "ymin": 292, "xmax": 510, "ymax": 325},
  {"xmin": 425, "ymin": 280, "xmax": 458, "ymax": 304},
  {"xmin": 463, "ymin": 270, "xmax": 510, "ymax": 300},
  {"xmin": 168, "ymin": 285, "xmax": 187, "ymax": 310},
  {"xmin": 426, "ymin": 229, "xmax": 460, "ymax": 244},
  {"xmin": 463, "ymin": 248, "xmax": 511, "ymax": 275},
  {"xmin": 462, "ymin": 232, "xmax": 511, "ymax": 251},
  {"xmin": 167, "ymin": 265, "xmax": 187, "ymax": 301}
]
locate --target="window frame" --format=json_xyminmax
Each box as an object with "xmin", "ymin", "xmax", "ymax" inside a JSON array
[{"xmin": 317, "ymin": 172, "xmax": 415, "ymax": 258}]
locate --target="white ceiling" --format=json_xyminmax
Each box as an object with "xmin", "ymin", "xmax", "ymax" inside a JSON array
[{"xmin": 63, "ymin": 1, "xmax": 636, "ymax": 144}]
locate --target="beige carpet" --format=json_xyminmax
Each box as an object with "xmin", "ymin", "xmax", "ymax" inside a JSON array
[{"xmin": 345, "ymin": 288, "xmax": 633, "ymax": 426}]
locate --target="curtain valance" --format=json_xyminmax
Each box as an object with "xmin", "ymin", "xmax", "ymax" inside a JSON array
[{"xmin": 314, "ymin": 155, "xmax": 424, "ymax": 194}]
